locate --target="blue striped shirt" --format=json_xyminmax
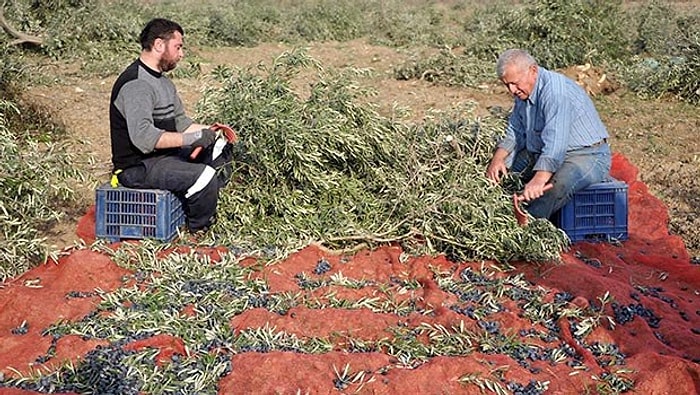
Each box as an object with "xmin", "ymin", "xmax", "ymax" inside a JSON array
[{"xmin": 498, "ymin": 67, "xmax": 608, "ymax": 173}]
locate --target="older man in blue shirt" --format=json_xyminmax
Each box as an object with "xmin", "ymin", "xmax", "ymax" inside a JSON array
[{"xmin": 486, "ymin": 49, "xmax": 611, "ymax": 219}]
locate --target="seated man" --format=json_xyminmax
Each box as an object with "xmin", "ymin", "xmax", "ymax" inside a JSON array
[
  {"xmin": 109, "ymin": 18, "xmax": 232, "ymax": 232},
  {"xmin": 486, "ymin": 49, "xmax": 611, "ymax": 219}
]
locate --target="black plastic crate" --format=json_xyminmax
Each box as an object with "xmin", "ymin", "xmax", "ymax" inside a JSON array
[
  {"xmin": 95, "ymin": 183, "xmax": 185, "ymax": 242},
  {"xmin": 552, "ymin": 177, "xmax": 628, "ymax": 242}
]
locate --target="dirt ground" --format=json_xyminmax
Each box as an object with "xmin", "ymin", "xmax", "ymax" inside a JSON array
[{"xmin": 22, "ymin": 39, "xmax": 700, "ymax": 258}]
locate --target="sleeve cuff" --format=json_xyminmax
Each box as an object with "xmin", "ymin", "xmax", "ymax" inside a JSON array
[
  {"xmin": 533, "ymin": 156, "xmax": 561, "ymax": 173},
  {"xmin": 498, "ymin": 139, "xmax": 516, "ymax": 153}
]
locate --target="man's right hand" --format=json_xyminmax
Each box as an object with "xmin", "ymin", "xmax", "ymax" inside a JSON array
[{"xmin": 184, "ymin": 128, "xmax": 217, "ymax": 149}]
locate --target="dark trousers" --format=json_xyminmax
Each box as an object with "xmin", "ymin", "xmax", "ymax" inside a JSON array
[{"xmin": 118, "ymin": 143, "xmax": 233, "ymax": 231}]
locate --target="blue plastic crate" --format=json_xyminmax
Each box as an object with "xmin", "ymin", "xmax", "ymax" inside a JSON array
[
  {"xmin": 95, "ymin": 183, "xmax": 186, "ymax": 242},
  {"xmin": 551, "ymin": 177, "xmax": 628, "ymax": 242}
]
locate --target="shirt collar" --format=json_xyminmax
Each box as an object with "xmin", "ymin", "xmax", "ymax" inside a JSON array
[{"xmin": 138, "ymin": 58, "xmax": 163, "ymax": 78}]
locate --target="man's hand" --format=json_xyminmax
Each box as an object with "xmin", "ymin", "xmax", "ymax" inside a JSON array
[
  {"xmin": 183, "ymin": 128, "xmax": 217, "ymax": 149},
  {"xmin": 486, "ymin": 148, "xmax": 510, "ymax": 184},
  {"xmin": 520, "ymin": 171, "xmax": 554, "ymax": 201},
  {"xmin": 486, "ymin": 160, "xmax": 508, "ymax": 184}
]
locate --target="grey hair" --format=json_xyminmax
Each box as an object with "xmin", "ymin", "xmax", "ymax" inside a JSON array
[{"xmin": 496, "ymin": 49, "xmax": 537, "ymax": 78}]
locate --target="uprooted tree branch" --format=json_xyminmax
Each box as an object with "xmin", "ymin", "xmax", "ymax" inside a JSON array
[{"xmin": 0, "ymin": 7, "xmax": 42, "ymax": 46}]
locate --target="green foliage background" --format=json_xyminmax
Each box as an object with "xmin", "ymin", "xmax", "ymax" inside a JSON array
[
  {"xmin": 3, "ymin": 0, "xmax": 697, "ymax": 96},
  {"xmin": 0, "ymin": 98, "xmax": 84, "ymax": 279}
]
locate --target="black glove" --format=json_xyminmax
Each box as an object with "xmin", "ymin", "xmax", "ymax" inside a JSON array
[{"xmin": 184, "ymin": 128, "xmax": 217, "ymax": 149}]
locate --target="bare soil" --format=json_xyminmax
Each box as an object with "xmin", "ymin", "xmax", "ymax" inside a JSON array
[{"xmin": 22, "ymin": 39, "xmax": 700, "ymax": 258}]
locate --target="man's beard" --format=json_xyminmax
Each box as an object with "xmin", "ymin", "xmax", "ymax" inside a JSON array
[{"xmin": 159, "ymin": 53, "xmax": 178, "ymax": 73}]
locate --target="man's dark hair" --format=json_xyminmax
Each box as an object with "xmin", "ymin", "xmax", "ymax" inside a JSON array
[{"xmin": 139, "ymin": 18, "xmax": 184, "ymax": 51}]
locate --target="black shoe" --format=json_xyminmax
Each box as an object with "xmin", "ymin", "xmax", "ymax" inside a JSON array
[{"xmin": 188, "ymin": 213, "xmax": 217, "ymax": 233}]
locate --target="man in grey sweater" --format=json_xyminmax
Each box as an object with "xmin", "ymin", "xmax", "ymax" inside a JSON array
[{"xmin": 109, "ymin": 18, "xmax": 232, "ymax": 232}]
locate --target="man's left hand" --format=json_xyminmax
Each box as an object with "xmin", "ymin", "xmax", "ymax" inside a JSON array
[{"xmin": 521, "ymin": 171, "xmax": 554, "ymax": 201}]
